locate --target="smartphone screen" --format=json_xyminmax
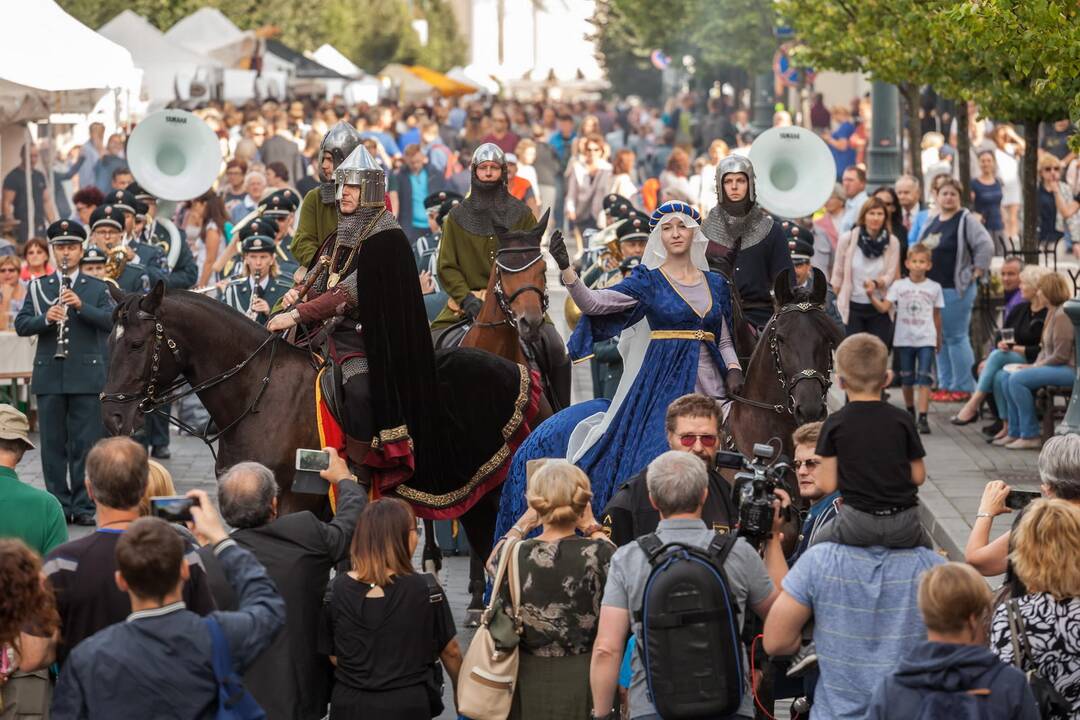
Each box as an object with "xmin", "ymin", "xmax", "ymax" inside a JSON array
[
  {"xmin": 296, "ymin": 449, "xmax": 330, "ymax": 472},
  {"xmin": 1005, "ymin": 490, "xmax": 1041, "ymax": 511},
  {"xmin": 150, "ymin": 495, "xmax": 195, "ymax": 523}
]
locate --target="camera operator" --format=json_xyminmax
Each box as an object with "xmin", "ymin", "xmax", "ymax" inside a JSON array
[
  {"xmin": 787, "ymin": 422, "xmax": 841, "ymax": 565},
  {"xmin": 52, "ymin": 494, "xmax": 286, "ymax": 718},
  {"xmin": 601, "ymin": 394, "xmax": 738, "ymax": 546}
]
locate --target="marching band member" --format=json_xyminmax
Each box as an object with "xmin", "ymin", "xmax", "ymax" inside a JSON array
[
  {"xmin": 14, "ymin": 220, "xmax": 111, "ymax": 525},
  {"xmin": 291, "ymin": 122, "xmax": 363, "ymax": 269},
  {"xmin": 259, "ymin": 188, "xmax": 302, "ymax": 279},
  {"xmin": 128, "ymin": 181, "xmax": 199, "ymax": 289},
  {"xmin": 700, "ymin": 155, "xmax": 793, "ymax": 330},
  {"xmin": 87, "ymin": 204, "xmax": 154, "ymax": 292},
  {"xmin": 101, "ymin": 188, "xmax": 168, "ymax": 285},
  {"xmin": 221, "ymin": 218, "xmax": 293, "ymax": 326},
  {"xmin": 79, "ymin": 245, "xmax": 108, "ymax": 279},
  {"xmin": 551, "ymin": 200, "xmax": 742, "ymax": 502},
  {"xmin": 416, "ymin": 190, "xmax": 462, "ymax": 322}
]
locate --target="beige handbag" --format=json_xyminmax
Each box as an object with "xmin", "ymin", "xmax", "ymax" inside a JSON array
[{"xmin": 456, "ymin": 538, "xmax": 523, "ymax": 720}]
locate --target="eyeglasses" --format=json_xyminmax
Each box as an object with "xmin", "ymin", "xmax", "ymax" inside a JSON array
[
  {"xmin": 1044, "ymin": 168, "xmax": 1061, "ymax": 173},
  {"xmin": 677, "ymin": 433, "xmax": 718, "ymax": 448},
  {"xmin": 793, "ymin": 459, "xmax": 821, "ymax": 470},
  {"xmin": 0, "ymin": 267, "xmax": 17, "ymax": 273},
  {"xmin": 586, "ymin": 146, "xmax": 602, "ymax": 154}
]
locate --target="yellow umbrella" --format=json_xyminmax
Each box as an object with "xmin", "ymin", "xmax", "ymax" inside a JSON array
[{"xmin": 405, "ymin": 65, "xmax": 477, "ymax": 97}]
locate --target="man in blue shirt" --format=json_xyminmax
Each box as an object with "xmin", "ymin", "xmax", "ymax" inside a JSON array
[
  {"xmin": 52, "ymin": 493, "xmax": 285, "ymax": 718},
  {"xmin": 764, "ymin": 541, "xmax": 944, "ymax": 718},
  {"xmin": 822, "ymin": 106, "xmax": 857, "ymax": 180},
  {"xmin": 389, "ymin": 144, "xmax": 446, "ymax": 243}
]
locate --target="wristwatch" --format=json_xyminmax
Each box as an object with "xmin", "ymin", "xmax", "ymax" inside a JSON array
[
  {"xmin": 590, "ymin": 710, "xmax": 616, "ymax": 720},
  {"xmin": 975, "ymin": 511, "xmax": 993, "ymax": 519}
]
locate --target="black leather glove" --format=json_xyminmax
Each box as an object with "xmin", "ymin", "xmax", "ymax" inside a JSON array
[
  {"xmin": 548, "ymin": 229, "xmax": 570, "ymax": 271},
  {"xmin": 460, "ymin": 293, "xmax": 483, "ymax": 320},
  {"xmin": 726, "ymin": 368, "xmax": 745, "ymax": 398}
]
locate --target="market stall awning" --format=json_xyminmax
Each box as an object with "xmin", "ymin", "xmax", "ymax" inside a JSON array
[
  {"xmin": 0, "ymin": 0, "xmax": 135, "ymax": 122},
  {"xmin": 405, "ymin": 66, "xmax": 477, "ymax": 97}
]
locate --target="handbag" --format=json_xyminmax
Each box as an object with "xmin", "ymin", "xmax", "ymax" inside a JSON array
[
  {"xmin": 421, "ymin": 573, "xmax": 447, "ymax": 717},
  {"xmin": 456, "ymin": 538, "xmax": 524, "ymax": 720},
  {"xmin": 1006, "ymin": 599, "xmax": 1071, "ymax": 718},
  {"xmin": 204, "ymin": 616, "xmax": 267, "ymax": 720}
]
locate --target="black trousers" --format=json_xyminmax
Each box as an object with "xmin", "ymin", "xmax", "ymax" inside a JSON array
[
  {"xmin": 845, "ymin": 301, "xmax": 894, "ymax": 348},
  {"xmin": 144, "ymin": 403, "xmax": 171, "ymax": 448},
  {"xmin": 342, "ymin": 371, "xmax": 374, "ymax": 441},
  {"xmin": 37, "ymin": 393, "xmax": 102, "ymax": 516},
  {"xmin": 525, "ymin": 323, "xmax": 572, "ymax": 410}
]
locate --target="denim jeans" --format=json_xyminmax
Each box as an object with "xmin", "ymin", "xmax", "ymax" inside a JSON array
[
  {"xmin": 936, "ymin": 283, "xmax": 977, "ymax": 392},
  {"xmin": 896, "ymin": 346, "xmax": 936, "ymax": 386},
  {"xmin": 980, "ymin": 349, "xmax": 1025, "ymax": 417},
  {"xmin": 1000, "ymin": 364, "xmax": 1075, "ymax": 439}
]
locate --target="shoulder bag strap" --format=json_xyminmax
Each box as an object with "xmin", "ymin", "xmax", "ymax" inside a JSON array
[
  {"xmin": 707, "ymin": 532, "xmax": 738, "ymax": 567},
  {"xmin": 422, "ymin": 572, "xmax": 445, "ymax": 605},
  {"xmin": 485, "ymin": 537, "xmax": 519, "ymax": 618},
  {"xmin": 508, "ymin": 540, "xmax": 524, "ymax": 620},
  {"xmin": 1005, "ymin": 599, "xmax": 1027, "ymax": 671},
  {"xmin": 203, "ymin": 615, "xmax": 231, "ymax": 682},
  {"xmin": 636, "ymin": 533, "xmax": 665, "ymax": 564}
]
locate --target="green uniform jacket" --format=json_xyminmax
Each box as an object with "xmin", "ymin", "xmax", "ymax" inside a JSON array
[
  {"xmin": 148, "ymin": 222, "xmax": 199, "ymax": 289},
  {"xmin": 431, "ymin": 212, "xmax": 536, "ymax": 329},
  {"xmin": 291, "ymin": 188, "xmax": 338, "ymax": 268},
  {"xmin": 15, "ymin": 272, "xmax": 113, "ymax": 395},
  {"xmin": 221, "ymin": 274, "xmax": 293, "ymax": 326}
]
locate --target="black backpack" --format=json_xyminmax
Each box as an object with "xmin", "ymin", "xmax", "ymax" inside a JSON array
[{"xmin": 634, "ymin": 533, "xmax": 743, "ymax": 720}]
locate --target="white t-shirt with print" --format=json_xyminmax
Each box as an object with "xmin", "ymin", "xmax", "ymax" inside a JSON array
[{"xmin": 887, "ymin": 277, "xmax": 945, "ymax": 347}]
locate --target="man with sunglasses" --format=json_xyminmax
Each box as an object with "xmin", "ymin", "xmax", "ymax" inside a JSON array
[
  {"xmin": 601, "ymin": 393, "xmax": 737, "ymax": 546},
  {"xmin": 787, "ymin": 421, "xmax": 840, "ymax": 565}
]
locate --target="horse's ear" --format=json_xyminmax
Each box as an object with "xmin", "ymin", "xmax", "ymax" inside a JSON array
[
  {"xmin": 107, "ymin": 281, "xmax": 125, "ymax": 304},
  {"xmin": 810, "ymin": 267, "xmax": 828, "ymax": 306},
  {"xmin": 533, "ymin": 208, "xmax": 551, "ymax": 236},
  {"xmin": 143, "ymin": 280, "xmax": 165, "ymax": 312},
  {"xmin": 773, "ymin": 268, "xmax": 795, "ymax": 307}
]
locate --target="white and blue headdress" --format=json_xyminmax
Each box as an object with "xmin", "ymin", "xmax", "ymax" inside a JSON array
[{"xmin": 643, "ymin": 200, "xmax": 709, "ymax": 271}]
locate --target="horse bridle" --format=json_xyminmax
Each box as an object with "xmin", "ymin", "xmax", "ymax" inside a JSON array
[
  {"xmin": 100, "ymin": 308, "xmax": 281, "ymax": 457},
  {"xmin": 732, "ymin": 301, "xmax": 834, "ymax": 416},
  {"xmin": 475, "ymin": 247, "xmax": 549, "ymax": 329}
]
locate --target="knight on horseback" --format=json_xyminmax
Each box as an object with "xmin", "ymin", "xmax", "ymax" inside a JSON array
[
  {"xmin": 431, "ymin": 143, "xmax": 572, "ymax": 409},
  {"xmin": 701, "ymin": 155, "xmax": 794, "ymax": 333},
  {"xmin": 268, "ymin": 145, "xmax": 438, "ymax": 487}
]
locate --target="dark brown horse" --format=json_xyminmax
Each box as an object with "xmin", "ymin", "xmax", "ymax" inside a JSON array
[
  {"xmin": 100, "ymin": 283, "xmax": 541, "ymax": 619},
  {"xmin": 726, "ymin": 268, "xmax": 842, "ymax": 501}
]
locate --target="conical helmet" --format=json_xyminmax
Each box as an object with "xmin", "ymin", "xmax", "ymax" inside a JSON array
[
  {"xmin": 319, "ymin": 122, "xmax": 363, "ymax": 168},
  {"xmin": 334, "ymin": 145, "xmax": 385, "ymax": 207}
]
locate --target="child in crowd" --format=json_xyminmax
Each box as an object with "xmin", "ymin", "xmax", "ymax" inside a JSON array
[
  {"xmin": 868, "ymin": 243, "xmax": 943, "ymax": 435},
  {"xmin": 815, "ymin": 333, "xmax": 932, "ymax": 549}
]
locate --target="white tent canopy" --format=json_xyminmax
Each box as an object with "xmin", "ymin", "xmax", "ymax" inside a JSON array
[
  {"xmin": 164, "ymin": 8, "xmax": 256, "ymax": 68},
  {"xmin": 309, "ymin": 45, "xmax": 364, "ymax": 78},
  {"xmin": 99, "ymin": 11, "xmax": 222, "ymax": 108},
  {"xmin": 0, "ymin": 0, "xmax": 136, "ymax": 122}
]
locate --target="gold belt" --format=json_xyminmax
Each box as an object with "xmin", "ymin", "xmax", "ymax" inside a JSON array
[{"xmin": 651, "ymin": 330, "xmax": 715, "ymax": 342}]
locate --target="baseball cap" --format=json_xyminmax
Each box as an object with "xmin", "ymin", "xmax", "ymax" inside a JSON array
[{"xmin": 0, "ymin": 404, "xmax": 35, "ymax": 449}]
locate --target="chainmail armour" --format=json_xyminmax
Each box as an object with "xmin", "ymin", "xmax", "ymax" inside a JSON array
[
  {"xmin": 319, "ymin": 182, "xmax": 336, "ymax": 204},
  {"xmin": 448, "ymin": 171, "xmax": 534, "ymax": 236},
  {"xmin": 701, "ymin": 204, "xmax": 775, "ymax": 251}
]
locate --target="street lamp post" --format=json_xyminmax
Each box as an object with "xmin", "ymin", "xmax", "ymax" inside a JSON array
[
  {"xmin": 1058, "ymin": 298, "xmax": 1080, "ymax": 435},
  {"xmin": 866, "ymin": 81, "xmax": 901, "ymax": 191},
  {"xmin": 750, "ymin": 71, "xmax": 774, "ymax": 136}
]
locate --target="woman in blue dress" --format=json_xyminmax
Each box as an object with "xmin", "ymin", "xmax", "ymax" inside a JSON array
[{"xmin": 544, "ymin": 200, "xmax": 742, "ymax": 509}]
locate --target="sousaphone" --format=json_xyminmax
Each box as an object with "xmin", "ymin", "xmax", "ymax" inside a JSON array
[
  {"xmin": 749, "ymin": 126, "xmax": 837, "ymax": 219},
  {"xmin": 127, "ymin": 109, "xmax": 223, "ymax": 267}
]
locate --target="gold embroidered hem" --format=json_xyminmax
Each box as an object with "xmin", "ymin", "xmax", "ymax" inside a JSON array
[{"xmin": 370, "ymin": 424, "xmax": 411, "ymax": 449}]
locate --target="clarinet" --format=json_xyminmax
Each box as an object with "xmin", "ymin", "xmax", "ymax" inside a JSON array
[
  {"xmin": 247, "ymin": 268, "xmax": 263, "ymax": 320},
  {"xmin": 54, "ymin": 257, "xmax": 71, "ymax": 360}
]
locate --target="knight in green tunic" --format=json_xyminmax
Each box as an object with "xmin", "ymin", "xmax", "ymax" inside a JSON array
[
  {"xmin": 431, "ymin": 143, "xmax": 537, "ymax": 329},
  {"xmin": 291, "ymin": 122, "xmax": 362, "ymax": 268}
]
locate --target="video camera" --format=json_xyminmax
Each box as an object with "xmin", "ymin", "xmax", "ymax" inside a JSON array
[{"xmin": 715, "ymin": 443, "xmax": 792, "ymax": 546}]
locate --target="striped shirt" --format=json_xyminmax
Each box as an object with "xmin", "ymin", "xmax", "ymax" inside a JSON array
[{"xmin": 782, "ymin": 543, "xmax": 945, "ymax": 719}]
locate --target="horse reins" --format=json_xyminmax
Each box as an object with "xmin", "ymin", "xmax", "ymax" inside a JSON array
[
  {"xmin": 100, "ymin": 308, "xmax": 282, "ymax": 460},
  {"xmin": 730, "ymin": 301, "xmax": 834, "ymax": 416},
  {"xmin": 474, "ymin": 246, "xmax": 549, "ymax": 330}
]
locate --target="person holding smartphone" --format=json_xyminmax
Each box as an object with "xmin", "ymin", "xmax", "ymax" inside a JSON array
[{"xmin": 965, "ymin": 434, "xmax": 1080, "ymax": 597}]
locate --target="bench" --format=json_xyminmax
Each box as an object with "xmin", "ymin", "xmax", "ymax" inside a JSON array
[{"xmin": 1036, "ymin": 386, "xmax": 1072, "ymax": 441}]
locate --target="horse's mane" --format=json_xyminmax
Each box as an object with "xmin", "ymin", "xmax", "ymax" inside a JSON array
[{"xmin": 114, "ymin": 287, "xmax": 272, "ymax": 346}]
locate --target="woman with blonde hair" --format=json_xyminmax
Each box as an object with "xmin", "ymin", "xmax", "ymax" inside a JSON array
[
  {"xmin": 137, "ymin": 460, "xmax": 177, "ymax": 517},
  {"xmin": 318, "ymin": 498, "xmax": 462, "ymax": 719},
  {"xmin": 994, "ymin": 271, "xmax": 1075, "ymax": 449},
  {"xmin": 990, "ymin": 499, "xmax": 1080, "ymax": 716},
  {"xmin": 496, "ymin": 461, "xmax": 614, "ymax": 719},
  {"xmin": 0, "ymin": 254, "xmax": 27, "ymax": 330},
  {"xmin": 867, "ymin": 562, "xmax": 1039, "ymax": 718}
]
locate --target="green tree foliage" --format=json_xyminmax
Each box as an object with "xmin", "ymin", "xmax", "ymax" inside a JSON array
[
  {"xmin": 588, "ymin": 0, "xmax": 663, "ymax": 102},
  {"xmin": 60, "ymin": 0, "xmax": 466, "ymax": 73}
]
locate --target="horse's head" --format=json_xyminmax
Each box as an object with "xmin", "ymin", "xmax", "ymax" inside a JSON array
[
  {"xmin": 101, "ymin": 282, "xmax": 182, "ymax": 436},
  {"xmin": 769, "ymin": 268, "xmax": 843, "ymax": 426},
  {"xmin": 491, "ymin": 209, "xmax": 550, "ymax": 342}
]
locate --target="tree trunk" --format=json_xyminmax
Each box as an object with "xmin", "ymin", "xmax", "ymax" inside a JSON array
[
  {"xmin": 956, "ymin": 100, "xmax": 971, "ymax": 207},
  {"xmin": 900, "ymin": 83, "xmax": 922, "ymax": 181},
  {"xmin": 497, "ymin": 0, "xmax": 505, "ymax": 66},
  {"xmin": 1022, "ymin": 122, "xmax": 1039, "ymax": 256}
]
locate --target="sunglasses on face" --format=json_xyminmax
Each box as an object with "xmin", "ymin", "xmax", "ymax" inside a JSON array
[
  {"xmin": 793, "ymin": 459, "xmax": 821, "ymax": 470},
  {"xmin": 0, "ymin": 267, "xmax": 17, "ymax": 273},
  {"xmin": 677, "ymin": 433, "xmax": 718, "ymax": 448}
]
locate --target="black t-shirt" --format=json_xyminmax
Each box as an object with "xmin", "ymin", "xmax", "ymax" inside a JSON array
[
  {"xmin": 2, "ymin": 166, "xmax": 47, "ymax": 224},
  {"xmin": 43, "ymin": 528, "xmax": 218, "ymax": 665},
  {"xmin": 318, "ymin": 572, "xmax": 456, "ymax": 692},
  {"xmin": 816, "ymin": 400, "xmax": 925, "ymax": 512},
  {"xmin": 602, "ymin": 466, "xmax": 737, "ymax": 547},
  {"xmin": 924, "ymin": 212, "xmax": 961, "ymax": 288}
]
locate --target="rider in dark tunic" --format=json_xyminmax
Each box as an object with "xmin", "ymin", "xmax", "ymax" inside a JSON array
[
  {"xmin": 291, "ymin": 122, "xmax": 363, "ymax": 268},
  {"xmin": 701, "ymin": 155, "xmax": 793, "ymax": 330},
  {"xmin": 269, "ymin": 145, "xmax": 440, "ymax": 489}
]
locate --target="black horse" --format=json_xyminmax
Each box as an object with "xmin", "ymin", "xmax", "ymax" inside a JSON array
[{"xmin": 100, "ymin": 283, "xmax": 543, "ymax": 613}]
